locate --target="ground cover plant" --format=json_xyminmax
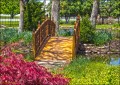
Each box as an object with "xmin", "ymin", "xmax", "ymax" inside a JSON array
[
  {"xmin": 0, "ymin": 28, "xmax": 32, "ymax": 44},
  {"xmin": 0, "ymin": 47, "xmax": 69, "ymax": 85},
  {"xmin": 93, "ymin": 29, "xmax": 113, "ymax": 46},
  {"xmin": 53, "ymin": 56, "xmax": 120, "ymax": 85}
]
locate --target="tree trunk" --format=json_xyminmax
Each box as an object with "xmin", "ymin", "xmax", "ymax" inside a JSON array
[
  {"xmin": 44, "ymin": 0, "xmax": 46, "ymax": 8},
  {"xmin": 51, "ymin": 0, "xmax": 60, "ymax": 34},
  {"xmin": 118, "ymin": 17, "xmax": 120, "ymax": 24},
  {"xmin": 90, "ymin": 0, "xmax": 99, "ymax": 28},
  {"xmin": 18, "ymin": 0, "xmax": 24, "ymax": 33}
]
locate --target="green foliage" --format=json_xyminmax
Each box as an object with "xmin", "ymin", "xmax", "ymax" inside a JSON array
[
  {"xmin": 93, "ymin": 29, "xmax": 112, "ymax": 46},
  {"xmin": 0, "ymin": 0, "xmax": 19, "ymax": 18},
  {"xmin": 60, "ymin": 0, "xmax": 93, "ymax": 17},
  {"xmin": 100, "ymin": 0, "xmax": 120, "ymax": 18},
  {"xmin": 113, "ymin": 23, "xmax": 120, "ymax": 28},
  {"xmin": 58, "ymin": 29, "xmax": 73, "ymax": 36},
  {"xmin": 24, "ymin": 0, "xmax": 45, "ymax": 31},
  {"xmin": 0, "ymin": 28, "xmax": 18, "ymax": 43},
  {"xmin": 0, "ymin": 28, "xmax": 32, "ymax": 44},
  {"xmin": 60, "ymin": 20, "xmax": 75, "ymax": 25},
  {"xmin": 53, "ymin": 56, "xmax": 120, "ymax": 85},
  {"xmin": 80, "ymin": 16, "xmax": 95, "ymax": 43},
  {"xmin": 24, "ymin": 53, "xmax": 34, "ymax": 62}
]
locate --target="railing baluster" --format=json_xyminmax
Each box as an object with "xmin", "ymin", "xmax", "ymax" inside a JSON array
[{"xmin": 32, "ymin": 19, "xmax": 56, "ymax": 58}]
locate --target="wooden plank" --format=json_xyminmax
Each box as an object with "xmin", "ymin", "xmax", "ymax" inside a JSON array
[{"xmin": 35, "ymin": 37, "xmax": 73, "ymax": 63}]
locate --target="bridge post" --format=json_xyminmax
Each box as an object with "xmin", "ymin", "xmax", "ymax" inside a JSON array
[{"xmin": 72, "ymin": 15, "xmax": 80, "ymax": 58}]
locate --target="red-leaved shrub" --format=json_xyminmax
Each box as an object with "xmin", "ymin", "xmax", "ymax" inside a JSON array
[{"xmin": 0, "ymin": 47, "xmax": 69, "ymax": 85}]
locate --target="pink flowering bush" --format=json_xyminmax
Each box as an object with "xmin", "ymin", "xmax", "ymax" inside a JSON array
[{"xmin": 0, "ymin": 47, "xmax": 69, "ymax": 85}]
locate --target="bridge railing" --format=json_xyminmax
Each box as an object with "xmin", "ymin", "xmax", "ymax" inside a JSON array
[
  {"xmin": 73, "ymin": 15, "xmax": 80, "ymax": 57},
  {"xmin": 32, "ymin": 19, "xmax": 55, "ymax": 58}
]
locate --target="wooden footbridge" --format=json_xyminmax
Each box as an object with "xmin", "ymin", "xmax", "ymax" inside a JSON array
[{"xmin": 32, "ymin": 16, "xmax": 80, "ymax": 63}]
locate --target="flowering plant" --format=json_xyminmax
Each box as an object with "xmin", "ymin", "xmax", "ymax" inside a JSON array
[{"xmin": 0, "ymin": 47, "xmax": 69, "ymax": 85}]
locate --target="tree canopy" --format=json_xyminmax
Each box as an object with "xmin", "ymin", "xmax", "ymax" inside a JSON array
[{"xmin": 0, "ymin": 0, "xmax": 19, "ymax": 18}]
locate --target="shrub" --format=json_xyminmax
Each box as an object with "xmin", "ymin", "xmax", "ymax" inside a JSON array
[
  {"xmin": 80, "ymin": 16, "xmax": 95, "ymax": 43},
  {"xmin": 93, "ymin": 29, "xmax": 112, "ymax": 46},
  {"xmin": 24, "ymin": 0, "xmax": 45, "ymax": 31},
  {"xmin": 0, "ymin": 28, "xmax": 32, "ymax": 44},
  {"xmin": 0, "ymin": 47, "xmax": 69, "ymax": 85},
  {"xmin": 0, "ymin": 28, "xmax": 18, "ymax": 43},
  {"xmin": 58, "ymin": 29, "xmax": 73, "ymax": 36}
]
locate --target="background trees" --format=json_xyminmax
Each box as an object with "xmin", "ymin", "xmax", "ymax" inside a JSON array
[
  {"xmin": 0, "ymin": 0, "xmax": 119, "ymax": 32},
  {"xmin": 0, "ymin": 0, "xmax": 19, "ymax": 18},
  {"xmin": 60, "ymin": 0, "xmax": 93, "ymax": 23},
  {"xmin": 100, "ymin": 0, "xmax": 120, "ymax": 23}
]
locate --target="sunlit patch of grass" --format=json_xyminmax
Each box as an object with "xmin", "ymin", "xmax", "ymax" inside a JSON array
[
  {"xmin": 53, "ymin": 56, "xmax": 120, "ymax": 85},
  {"xmin": 60, "ymin": 24, "xmax": 74, "ymax": 28},
  {"xmin": 96, "ymin": 24, "xmax": 120, "ymax": 29}
]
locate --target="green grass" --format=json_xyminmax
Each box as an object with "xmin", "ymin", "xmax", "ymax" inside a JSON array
[
  {"xmin": 96, "ymin": 24, "xmax": 120, "ymax": 29},
  {"xmin": 0, "ymin": 16, "xmax": 20, "ymax": 19},
  {"xmin": 60, "ymin": 24, "xmax": 74, "ymax": 28},
  {"xmin": 0, "ymin": 21, "xmax": 19, "ymax": 27},
  {"xmin": 53, "ymin": 56, "xmax": 120, "ymax": 85},
  {"xmin": 60, "ymin": 22, "xmax": 120, "ymax": 29}
]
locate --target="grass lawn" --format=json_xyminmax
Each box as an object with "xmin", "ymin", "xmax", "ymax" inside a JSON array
[
  {"xmin": 60, "ymin": 24, "xmax": 74, "ymax": 28},
  {"xmin": 53, "ymin": 56, "xmax": 120, "ymax": 85},
  {"xmin": 0, "ymin": 21, "xmax": 19, "ymax": 27},
  {"xmin": 96, "ymin": 24, "xmax": 120, "ymax": 29},
  {"xmin": 0, "ymin": 15, "xmax": 20, "ymax": 19},
  {"xmin": 60, "ymin": 23, "xmax": 120, "ymax": 30}
]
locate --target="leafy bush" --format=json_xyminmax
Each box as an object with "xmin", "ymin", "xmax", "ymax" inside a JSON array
[
  {"xmin": 0, "ymin": 28, "xmax": 32, "ymax": 44},
  {"xmin": 93, "ymin": 29, "xmax": 112, "ymax": 46},
  {"xmin": 80, "ymin": 16, "xmax": 95, "ymax": 43},
  {"xmin": 24, "ymin": 0, "xmax": 45, "ymax": 31},
  {"xmin": 0, "ymin": 28, "xmax": 18, "ymax": 43},
  {"xmin": 58, "ymin": 29, "xmax": 73, "ymax": 36},
  {"xmin": 0, "ymin": 47, "xmax": 69, "ymax": 85}
]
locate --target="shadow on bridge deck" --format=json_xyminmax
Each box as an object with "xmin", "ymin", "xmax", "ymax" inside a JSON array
[{"xmin": 35, "ymin": 36, "xmax": 73, "ymax": 63}]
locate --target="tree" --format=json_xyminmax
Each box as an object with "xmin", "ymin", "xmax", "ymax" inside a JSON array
[
  {"xmin": 90, "ymin": 0, "xmax": 99, "ymax": 28},
  {"xmin": 100, "ymin": 0, "xmax": 120, "ymax": 24},
  {"xmin": 0, "ymin": 0, "xmax": 19, "ymax": 18},
  {"xmin": 51, "ymin": 0, "xmax": 60, "ymax": 34},
  {"xmin": 60, "ymin": 0, "xmax": 93, "ymax": 23}
]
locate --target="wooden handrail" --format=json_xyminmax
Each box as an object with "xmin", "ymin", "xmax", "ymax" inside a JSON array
[
  {"xmin": 73, "ymin": 15, "xmax": 80, "ymax": 57},
  {"xmin": 32, "ymin": 19, "xmax": 55, "ymax": 58}
]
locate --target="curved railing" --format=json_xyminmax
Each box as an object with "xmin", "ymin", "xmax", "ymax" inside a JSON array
[{"xmin": 32, "ymin": 19, "xmax": 55, "ymax": 57}]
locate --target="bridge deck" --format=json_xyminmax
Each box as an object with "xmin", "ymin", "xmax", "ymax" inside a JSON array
[{"xmin": 35, "ymin": 36, "xmax": 73, "ymax": 63}]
